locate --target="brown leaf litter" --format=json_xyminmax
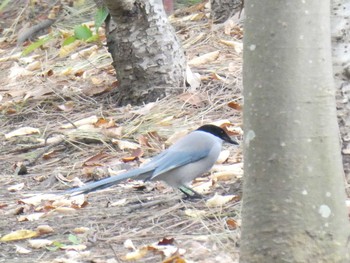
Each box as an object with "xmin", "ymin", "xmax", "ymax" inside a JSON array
[{"xmin": 0, "ymin": 1, "xmax": 243, "ymax": 262}]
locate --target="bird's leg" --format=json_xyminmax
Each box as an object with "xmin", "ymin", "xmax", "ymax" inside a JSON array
[{"xmin": 179, "ymin": 185, "xmax": 203, "ymax": 199}]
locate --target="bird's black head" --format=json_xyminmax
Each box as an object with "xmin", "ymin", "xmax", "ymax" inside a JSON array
[{"xmin": 196, "ymin": 124, "xmax": 239, "ymax": 145}]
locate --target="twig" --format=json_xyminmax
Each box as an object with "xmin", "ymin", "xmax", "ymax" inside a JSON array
[
  {"xmin": 125, "ymin": 196, "xmax": 182, "ymax": 213},
  {"xmin": 109, "ymin": 244, "xmax": 122, "ymax": 263},
  {"xmin": 26, "ymin": 137, "xmax": 66, "ymax": 166}
]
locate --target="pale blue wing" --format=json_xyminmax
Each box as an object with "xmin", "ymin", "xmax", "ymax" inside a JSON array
[{"xmin": 151, "ymin": 148, "xmax": 210, "ymax": 178}]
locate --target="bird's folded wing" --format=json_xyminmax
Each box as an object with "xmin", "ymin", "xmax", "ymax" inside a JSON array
[{"xmin": 151, "ymin": 149, "xmax": 210, "ymax": 179}]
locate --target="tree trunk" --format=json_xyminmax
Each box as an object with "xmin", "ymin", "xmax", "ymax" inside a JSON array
[
  {"xmin": 240, "ymin": 0, "xmax": 350, "ymax": 262},
  {"xmin": 210, "ymin": 0, "xmax": 243, "ymax": 23},
  {"xmin": 103, "ymin": 0, "xmax": 186, "ymax": 105},
  {"xmin": 331, "ymin": 0, "xmax": 350, "ymax": 194}
]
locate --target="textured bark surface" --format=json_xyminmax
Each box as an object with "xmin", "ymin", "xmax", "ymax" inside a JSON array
[
  {"xmin": 240, "ymin": 0, "xmax": 350, "ymax": 262},
  {"xmin": 331, "ymin": 0, "xmax": 350, "ymax": 190},
  {"xmin": 103, "ymin": 0, "xmax": 186, "ymax": 105},
  {"xmin": 210, "ymin": 0, "xmax": 243, "ymax": 23}
]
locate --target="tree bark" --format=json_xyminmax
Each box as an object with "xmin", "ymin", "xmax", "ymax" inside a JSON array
[
  {"xmin": 331, "ymin": 0, "xmax": 350, "ymax": 194},
  {"xmin": 240, "ymin": 0, "xmax": 350, "ymax": 262},
  {"xmin": 103, "ymin": 0, "xmax": 186, "ymax": 105},
  {"xmin": 210, "ymin": 0, "xmax": 243, "ymax": 23}
]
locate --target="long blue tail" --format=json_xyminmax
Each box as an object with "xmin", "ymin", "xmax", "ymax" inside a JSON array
[{"xmin": 64, "ymin": 167, "xmax": 152, "ymax": 195}]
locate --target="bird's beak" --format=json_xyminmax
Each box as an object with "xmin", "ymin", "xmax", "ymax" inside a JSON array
[{"xmin": 224, "ymin": 134, "xmax": 239, "ymax": 145}]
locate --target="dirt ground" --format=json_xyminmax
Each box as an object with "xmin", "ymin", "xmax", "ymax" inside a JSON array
[{"xmin": 0, "ymin": 1, "xmax": 243, "ymax": 263}]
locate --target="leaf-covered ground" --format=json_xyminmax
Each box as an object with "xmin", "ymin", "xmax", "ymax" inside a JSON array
[{"xmin": 0, "ymin": 1, "xmax": 244, "ymax": 262}]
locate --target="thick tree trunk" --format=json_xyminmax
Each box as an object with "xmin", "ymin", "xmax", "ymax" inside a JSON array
[
  {"xmin": 240, "ymin": 0, "xmax": 350, "ymax": 262},
  {"xmin": 210, "ymin": 0, "xmax": 243, "ymax": 23},
  {"xmin": 103, "ymin": 0, "xmax": 186, "ymax": 105},
  {"xmin": 331, "ymin": 0, "xmax": 350, "ymax": 193}
]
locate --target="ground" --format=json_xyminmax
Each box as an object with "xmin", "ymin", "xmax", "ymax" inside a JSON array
[{"xmin": 0, "ymin": 1, "xmax": 243, "ymax": 263}]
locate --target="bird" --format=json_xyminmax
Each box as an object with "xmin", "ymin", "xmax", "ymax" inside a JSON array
[{"xmin": 65, "ymin": 124, "xmax": 238, "ymax": 197}]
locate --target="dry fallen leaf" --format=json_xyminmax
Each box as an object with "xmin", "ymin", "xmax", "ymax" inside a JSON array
[
  {"xmin": 121, "ymin": 148, "xmax": 144, "ymax": 163},
  {"xmin": 188, "ymin": 50, "xmax": 220, "ymax": 66},
  {"xmin": 54, "ymin": 207, "xmax": 77, "ymax": 214},
  {"xmin": 225, "ymin": 125, "xmax": 243, "ymax": 136},
  {"xmin": 90, "ymin": 76, "xmax": 104, "ymax": 85},
  {"xmin": 192, "ymin": 180, "xmax": 213, "ymax": 194},
  {"xmin": 59, "ymin": 40, "xmax": 82, "ymax": 57},
  {"xmin": 0, "ymin": 230, "xmax": 38, "ymax": 242},
  {"xmin": 138, "ymin": 134, "xmax": 152, "ymax": 147},
  {"xmin": 71, "ymin": 196, "xmax": 88, "ymax": 209},
  {"xmin": 24, "ymin": 86, "xmax": 54, "ymax": 101},
  {"xmin": 57, "ymin": 101, "xmax": 75, "ymax": 112},
  {"xmin": 206, "ymin": 193, "xmax": 236, "ymax": 207},
  {"xmin": 60, "ymin": 67, "xmax": 73, "ymax": 76},
  {"xmin": 0, "ymin": 202, "xmax": 8, "ymax": 209},
  {"xmin": 95, "ymin": 118, "xmax": 116, "ymax": 128},
  {"xmin": 42, "ymin": 149, "xmax": 61, "ymax": 160},
  {"xmin": 18, "ymin": 212, "xmax": 45, "ymax": 222},
  {"xmin": 122, "ymin": 238, "xmax": 185, "ymax": 261},
  {"xmin": 176, "ymin": 13, "xmax": 206, "ymax": 23},
  {"xmin": 122, "ymin": 247, "xmax": 149, "ymax": 261},
  {"xmin": 25, "ymin": 60, "xmax": 41, "ymax": 71},
  {"xmin": 124, "ymin": 239, "xmax": 136, "ymax": 250},
  {"xmin": 36, "ymin": 135, "xmax": 65, "ymax": 145},
  {"xmin": 4, "ymin": 127, "xmax": 40, "ymax": 139},
  {"xmin": 162, "ymin": 255, "xmax": 186, "ymax": 263},
  {"xmin": 218, "ymin": 39, "xmax": 243, "ymax": 53},
  {"xmin": 186, "ymin": 66, "xmax": 201, "ymax": 90},
  {"xmin": 36, "ymin": 225, "xmax": 54, "ymax": 235},
  {"xmin": 60, "ymin": 115, "xmax": 98, "ymax": 129},
  {"xmin": 211, "ymin": 163, "xmax": 243, "ymax": 174},
  {"xmin": 102, "ymin": 126, "xmax": 123, "ymax": 139},
  {"xmin": 70, "ymin": 45, "xmax": 98, "ymax": 60},
  {"xmin": 157, "ymin": 116, "xmax": 174, "ymax": 126},
  {"xmin": 28, "ymin": 239, "xmax": 53, "ymax": 249},
  {"xmin": 226, "ymin": 218, "xmax": 239, "ymax": 230},
  {"xmin": 216, "ymin": 150, "xmax": 230, "ymax": 164},
  {"xmin": 210, "ymin": 72, "xmax": 228, "ymax": 83},
  {"xmin": 184, "ymin": 209, "xmax": 206, "ymax": 218},
  {"xmin": 9, "ymin": 62, "xmax": 33, "ymax": 80},
  {"xmin": 153, "ymin": 244, "xmax": 185, "ymax": 258},
  {"xmin": 130, "ymin": 102, "xmax": 156, "ymax": 115},
  {"xmin": 83, "ymin": 152, "xmax": 110, "ymax": 166},
  {"xmin": 83, "ymin": 84, "xmax": 114, "ymax": 96},
  {"xmin": 51, "ymin": 199, "xmax": 72, "ymax": 208},
  {"xmin": 19, "ymin": 194, "xmax": 63, "ymax": 206},
  {"xmin": 0, "ymin": 52, "xmax": 21, "ymax": 62},
  {"xmin": 7, "ymin": 183, "xmax": 25, "ymax": 192},
  {"xmin": 113, "ymin": 139, "xmax": 140, "ymax": 150},
  {"xmin": 190, "ymin": 12, "xmax": 206, "ymax": 21},
  {"xmin": 157, "ymin": 237, "xmax": 175, "ymax": 246},
  {"xmin": 61, "ymin": 244, "xmax": 87, "ymax": 251},
  {"xmin": 15, "ymin": 245, "xmax": 31, "ymax": 254},
  {"xmin": 211, "ymin": 170, "xmax": 240, "ymax": 181},
  {"xmin": 178, "ymin": 92, "xmax": 205, "ymax": 107},
  {"xmin": 73, "ymin": 227, "xmax": 90, "ymax": 234},
  {"xmin": 227, "ymin": 101, "xmax": 243, "ymax": 111}
]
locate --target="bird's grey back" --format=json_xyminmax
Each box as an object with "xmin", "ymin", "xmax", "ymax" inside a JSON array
[{"xmin": 148, "ymin": 130, "xmax": 223, "ymax": 187}]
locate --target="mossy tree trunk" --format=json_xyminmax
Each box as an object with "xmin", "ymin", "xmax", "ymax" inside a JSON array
[
  {"xmin": 103, "ymin": 0, "xmax": 186, "ymax": 105},
  {"xmin": 240, "ymin": 0, "xmax": 350, "ymax": 262}
]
